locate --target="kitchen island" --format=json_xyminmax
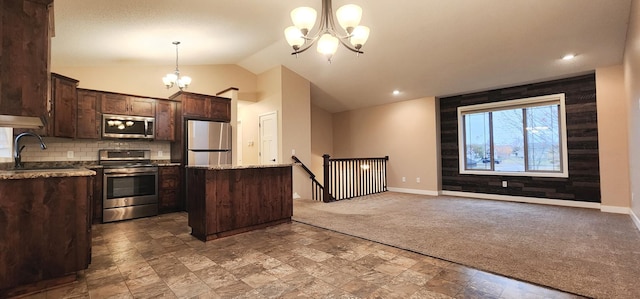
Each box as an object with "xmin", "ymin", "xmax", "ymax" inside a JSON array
[{"xmin": 186, "ymin": 164, "xmax": 293, "ymax": 241}]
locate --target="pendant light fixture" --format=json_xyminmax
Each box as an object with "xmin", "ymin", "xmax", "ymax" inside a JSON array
[
  {"xmin": 284, "ymin": 0, "xmax": 370, "ymax": 62},
  {"xmin": 162, "ymin": 41, "xmax": 192, "ymax": 90}
]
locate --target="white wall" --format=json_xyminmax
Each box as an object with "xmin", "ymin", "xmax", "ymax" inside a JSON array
[
  {"xmin": 236, "ymin": 66, "xmax": 312, "ymax": 199},
  {"xmin": 596, "ymin": 66, "xmax": 631, "ymax": 210},
  {"xmin": 281, "ymin": 67, "xmax": 312, "ymax": 200},
  {"xmin": 333, "ymin": 97, "xmax": 440, "ymax": 194},
  {"xmin": 624, "ymin": 0, "xmax": 640, "ymax": 225}
]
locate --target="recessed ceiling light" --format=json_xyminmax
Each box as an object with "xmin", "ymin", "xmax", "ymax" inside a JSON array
[
  {"xmin": 392, "ymin": 90, "xmax": 400, "ymax": 95},
  {"xmin": 562, "ymin": 54, "xmax": 576, "ymax": 60}
]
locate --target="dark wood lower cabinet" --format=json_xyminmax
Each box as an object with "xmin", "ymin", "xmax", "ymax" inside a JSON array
[
  {"xmin": 0, "ymin": 175, "xmax": 93, "ymax": 298},
  {"xmin": 159, "ymin": 165, "xmax": 182, "ymax": 213},
  {"xmin": 91, "ymin": 167, "xmax": 103, "ymax": 224},
  {"xmin": 186, "ymin": 166, "xmax": 293, "ymax": 241}
]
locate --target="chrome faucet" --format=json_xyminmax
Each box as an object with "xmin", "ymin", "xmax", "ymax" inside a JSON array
[{"xmin": 14, "ymin": 132, "xmax": 47, "ymax": 168}]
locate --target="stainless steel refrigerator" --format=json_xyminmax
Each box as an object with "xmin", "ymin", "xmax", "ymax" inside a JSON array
[{"xmin": 185, "ymin": 120, "xmax": 232, "ymax": 166}]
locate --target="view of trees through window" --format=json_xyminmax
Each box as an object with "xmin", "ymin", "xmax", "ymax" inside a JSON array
[{"xmin": 461, "ymin": 98, "xmax": 563, "ymax": 175}]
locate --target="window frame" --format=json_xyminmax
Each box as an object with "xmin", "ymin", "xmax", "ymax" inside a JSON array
[
  {"xmin": 0, "ymin": 127, "xmax": 13, "ymax": 158},
  {"xmin": 457, "ymin": 93, "xmax": 569, "ymax": 178}
]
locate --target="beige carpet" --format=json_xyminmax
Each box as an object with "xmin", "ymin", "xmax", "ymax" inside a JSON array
[{"xmin": 292, "ymin": 192, "xmax": 640, "ymax": 298}]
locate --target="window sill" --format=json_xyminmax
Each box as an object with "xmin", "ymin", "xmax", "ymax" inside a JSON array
[{"xmin": 460, "ymin": 170, "xmax": 568, "ymax": 178}]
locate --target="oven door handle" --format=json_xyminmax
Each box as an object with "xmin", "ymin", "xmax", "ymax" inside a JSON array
[{"xmin": 104, "ymin": 172, "xmax": 157, "ymax": 178}]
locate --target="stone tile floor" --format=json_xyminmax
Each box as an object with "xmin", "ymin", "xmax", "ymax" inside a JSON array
[{"xmin": 22, "ymin": 213, "xmax": 583, "ymax": 298}]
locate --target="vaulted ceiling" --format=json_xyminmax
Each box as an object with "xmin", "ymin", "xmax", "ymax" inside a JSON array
[{"xmin": 52, "ymin": 0, "xmax": 632, "ymax": 112}]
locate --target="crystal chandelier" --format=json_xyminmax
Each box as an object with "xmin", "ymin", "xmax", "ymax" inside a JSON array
[
  {"xmin": 162, "ymin": 41, "xmax": 192, "ymax": 90},
  {"xmin": 284, "ymin": 0, "xmax": 370, "ymax": 62}
]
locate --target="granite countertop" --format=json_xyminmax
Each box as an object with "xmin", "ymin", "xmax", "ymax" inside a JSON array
[
  {"xmin": 0, "ymin": 167, "xmax": 96, "ymax": 180},
  {"xmin": 186, "ymin": 163, "xmax": 293, "ymax": 170},
  {"xmin": 155, "ymin": 162, "xmax": 181, "ymax": 167}
]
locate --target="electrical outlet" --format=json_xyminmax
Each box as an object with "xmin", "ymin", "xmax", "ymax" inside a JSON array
[
  {"xmin": 158, "ymin": 150, "xmax": 163, "ymax": 157},
  {"xmin": 402, "ymin": 177, "xmax": 406, "ymax": 182},
  {"xmin": 67, "ymin": 151, "xmax": 74, "ymax": 158},
  {"xmin": 416, "ymin": 177, "xmax": 421, "ymax": 183},
  {"xmin": 502, "ymin": 181, "xmax": 507, "ymax": 188}
]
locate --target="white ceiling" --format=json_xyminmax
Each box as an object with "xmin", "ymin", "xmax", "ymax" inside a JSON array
[{"xmin": 52, "ymin": 0, "xmax": 632, "ymax": 113}]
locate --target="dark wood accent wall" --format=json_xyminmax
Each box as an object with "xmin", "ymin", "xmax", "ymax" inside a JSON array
[{"xmin": 439, "ymin": 74, "xmax": 600, "ymax": 202}]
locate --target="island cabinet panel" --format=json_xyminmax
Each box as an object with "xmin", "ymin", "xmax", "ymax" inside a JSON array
[
  {"xmin": 187, "ymin": 166, "xmax": 293, "ymax": 241},
  {"xmin": 0, "ymin": 175, "xmax": 92, "ymax": 298}
]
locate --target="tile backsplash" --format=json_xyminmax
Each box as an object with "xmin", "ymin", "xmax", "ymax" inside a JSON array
[{"xmin": 10, "ymin": 137, "xmax": 171, "ymax": 163}]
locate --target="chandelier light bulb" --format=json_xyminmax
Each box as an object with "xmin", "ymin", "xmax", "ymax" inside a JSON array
[
  {"xmin": 181, "ymin": 76, "xmax": 192, "ymax": 86},
  {"xmin": 291, "ymin": 7, "xmax": 317, "ymax": 35},
  {"xmin": 350, "ymin": 26, "xmax": 370, "ymax": 49},
  {"xmin": 285, "ymin": 26, "xmax": 305, "ymax": 49},
  {"xmin": 336, "ymin": 4, "xmax": 362, "ymax": 33},
  {"xmin": 317, "ymin": 33, "xmax": 339, "ymax": 57}
]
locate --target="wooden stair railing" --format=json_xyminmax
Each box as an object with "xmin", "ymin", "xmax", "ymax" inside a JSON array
[
  {"xmin": 293, "ymin": 154, "xmax": 389, "ymax": 202},
  {"xmin": 292, "ymin": 156, "xmax": 334, "ymax": 202},
  {"xmin": 323, "ymin": 154, "xmax": 389, "ymax": 201}
]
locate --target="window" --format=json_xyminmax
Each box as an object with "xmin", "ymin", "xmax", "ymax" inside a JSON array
[
  {"xmin": 0, "ymin": 127, "xmax": 12, "ymax": 158},
  {"xmin": 457, "ymin": 94, "xmax": 568, "ymax": 177}
]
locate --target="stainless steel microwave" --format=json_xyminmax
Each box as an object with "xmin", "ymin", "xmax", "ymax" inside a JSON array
[{"xmin": 102, "ymin": 114, "xmax": 154, "ymax": 139}]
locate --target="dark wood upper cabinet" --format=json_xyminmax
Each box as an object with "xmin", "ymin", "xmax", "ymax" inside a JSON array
[
  {"xmin": 101, "ymin": 93, "xmax": 155, "ymax": 117},
  {"xmin": 170, "ymin": 91, "xmax": 231, "ymax": 122},
  {"xmin": 0, "ymin": 0, "xmax": 52, "ymax": 118},
  {"xmin": 155, "ymin": 100, "xmax": 176, "ymax": 141},
  {"xmin": 50, "ymin": 74, "xmax": 78, "ymax": 138},
  {"xmin": 129, "ymin": 97, "xmax": 156, "ymax": 117},
  {"xmin": 76, "ymin": 89, "xmax": 101, "ymax": 139}
]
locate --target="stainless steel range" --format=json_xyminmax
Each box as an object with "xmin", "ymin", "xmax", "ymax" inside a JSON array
[{"xmin": 99, "ymin": 149, "xmax": 158, "ymax": 222}]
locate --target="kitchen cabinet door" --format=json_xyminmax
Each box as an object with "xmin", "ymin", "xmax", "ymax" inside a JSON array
[
  {"xmin": 129, "ymin": 97, "xmax": 155, "ymax": 117},
  {"xmin": 100, "ymin": 93, "xmax": 155, "ymax": 117},
  {"xmin": 100, "ymin": 93, "xmax": 129, "ymax": 115},
  {"xmin": 176, "ymin": 92, "xmax": 231, "ymax": 122},
  {"xmin": 209, "ymin": 97, "xmax": 231, "ymax": 122},
  {"xmin": 155, "ymin": 100, "xmax": 176, "ymax": 141},
  {"xmin": 76, "ymin": 89, "xmax": 101, "ymax": 139},
  {"xmin": 51, "ymin": 74, "xmax": 78, "ymax": 138},
  {"xmin": 0, "ymin": 0, "xmax": 51, "ymax": 118},
  {"xmin": 159, "ymin": 165, "xmax": 182, "ymax": 213},
  {"xmin": 182, "ymin": 93, "xmax": 209, "ymax": 118}
]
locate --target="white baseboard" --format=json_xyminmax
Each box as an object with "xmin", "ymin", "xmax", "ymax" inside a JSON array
[
  {"xmin": 440, "ymin": 190, "xmax": 601, "ymax": 209},
  {"xmin": 600, "ymin": 205, "xmax": 630, "ymax": 214},
  {"xmin": 631, "ymin": 209, "xmax": 640, "ymax": 232},
  {"xmin": 387, "ymin": 187, "xmax": 439, "ymax": 196}
]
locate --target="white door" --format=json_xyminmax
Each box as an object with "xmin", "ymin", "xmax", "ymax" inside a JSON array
[{"xmin": 259, "ymin": 111, "xmax": 278, "ymax": 165}]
